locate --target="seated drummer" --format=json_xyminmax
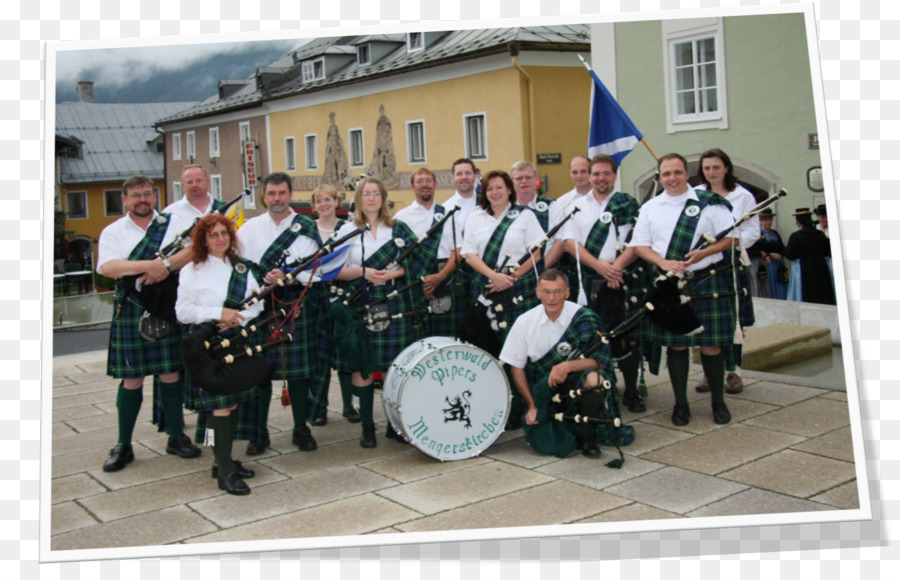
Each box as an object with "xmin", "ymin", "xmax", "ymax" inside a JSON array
[{"xmin": 499, "ymin": 268, "xmax": 626, "ymax": 458}]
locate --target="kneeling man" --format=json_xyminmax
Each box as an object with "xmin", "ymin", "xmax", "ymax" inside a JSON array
[{"xmin": 500, "ymin": 268, "xmax": 630, "ymax": 458}]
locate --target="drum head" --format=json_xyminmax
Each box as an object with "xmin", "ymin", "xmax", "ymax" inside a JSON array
[{"xmin": 383, "ymin": 337, "xmax": 510, "ymax": 461}]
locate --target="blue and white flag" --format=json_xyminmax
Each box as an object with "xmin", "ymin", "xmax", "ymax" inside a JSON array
[
  {"xmin": 583, "ymin": 57, "xmax": 643, "ymax": 166},
  {"xmin": 286, "ymin": 245, "xmax": 350, "ymax": 282}
]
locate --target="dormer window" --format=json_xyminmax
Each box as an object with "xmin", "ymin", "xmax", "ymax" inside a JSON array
[
  {"xmin": 357, "ymin": 44, "xmax": 371, "ymax": 66},
  {"xmin": 302, "ymin": 57, "xmax": 326, "ymax": 83},
  {"xmin": 407, "ymin": 32, "xmax": 424, "ymax": 52}
]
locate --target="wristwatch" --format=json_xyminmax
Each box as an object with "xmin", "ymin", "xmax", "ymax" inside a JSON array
[{"xmin": 162, "ymin": 259, "xmax": 172, "ymax": 272}]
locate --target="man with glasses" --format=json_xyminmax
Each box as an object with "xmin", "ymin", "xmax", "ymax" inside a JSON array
[
  {"xmin": 510, "ymin": 160, "xmax": 567, "ymax": 269},
  {"xmin": 164, "ymin": 165, "xmax": 227, "ymax": 220},
  {"xmin": 499, "ymin": 269, "xmax": 618, "ymax": 458},
  {"xmin": 96, "ymin": 174, "xmax": 201, "ymax": 472}
]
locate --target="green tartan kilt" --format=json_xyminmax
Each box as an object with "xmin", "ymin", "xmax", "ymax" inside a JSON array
[
  {"xmin": 307, "ymin": 289, "xmax": 339, "ymax": 419},
  {"xmin": 648, "ymin": 265, "xmax": 737, "ymax": 348},
  {"xmin": 422, "ymin": 261, "xmax": 471, "ymax": 338},
  {"xmin": 264, "ymin": 282, "xmax": 330, "ymax": 381},
  {"xmin": 468, "ymin": 267, "xmax": 539, "ymax": 344},
  {"xmin": 107, "ymin": 288, "xmax": 183, "ymax": 378},
  {"xmin": 335, "ymin": 278, "xmax": 415, "ymax": 373}
]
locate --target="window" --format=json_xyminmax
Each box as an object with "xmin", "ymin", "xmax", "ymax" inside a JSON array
[
  {"xmin": 173, "ymin": 181, "xmax": 182, "ymax": 201},
  {"xmin": 305, "ymin": 134, "xmax": 318, "ymax": 170},
  {"xmin": 65, "ymin": 191, "xmax": 87, "ymax": 219},
  {"xmin": 406, "ymin": 121, "xmax": 426, "ymax": 164},
  {"xmin": 210, "ymin": 175, "xmax": 222, "ymax": 200},
  {"xmin": 663, "ymin": 18, "xmax": 727, "ymax": 132},
  {"xmin": 285, "ymin": 137, "xmax": 296, "ymax": 171},
  {"xmin": 349, "ymin": 128, "xmax": 364, "ymax": 167},
  {"xmin": 172, "ymin": 133, "xmax": 182, "ymax": 160},
  {"xmin": 209, "ymin": 127, "xmax": 220, "ymax": 157},
  {"xmin": 302, "ymin": 58, "xmax": 325, "ymax": 83},
  {"xmin": 463, "ymin": 113, "xmax": 487, "ymax": 160},
  {"xmin": 407, "ymin": 32, "xmax": 423, "ymax": 52},
  {"xmin": 186, "ymin": 130, "xmax": 196, "ymax": 161},
  {"xmin": 239, "ymin": 121, "xmax": 251, "ymax": 145},
  {"xmin": 357, "ymin": 44, "xmax": 371, "ymax": 66},
  {"xmin": 103, "ymin": 189, "xmax": 124, "ymax": 217}
]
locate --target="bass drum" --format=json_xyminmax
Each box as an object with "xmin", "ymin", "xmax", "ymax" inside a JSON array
[{"xmin": 383, "ymin": 336, "xmax": 510, "ymax": 461}]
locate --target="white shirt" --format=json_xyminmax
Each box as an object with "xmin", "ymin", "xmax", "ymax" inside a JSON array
[
  {"xmin": 336, "ymin": 220, "xmax": 401, "ymax": 270},
  {"xmin": 394, "ymin": 200, "xmax": 459, "ymax": 260},
  {"xmin": 460, "ymin": 204, "xmax": 546, "ymax": 268},
  {"xmin": 175, "ymin": 255, "xmax": 264, "ymax": 326},
  {"xmin": 237, "ymin": 213, "xmax": 325, "ymax": 284},
  {"xmin": 96, "ymin": 211, "xmax": 190, "ymax": 275},
  {"xmin": 556, "ymin": 187, "xmax": 591, "ymax": 216},
  {"xmin": 442, "ymin": 192, "xmax": 478, "ymax": 232},
  {"xmin": 163, "ymin": 193, "xmax": 217, "ymax": 221},
  {"xmin": 629, "ymin": 186, "xmax": 736, "ymax": 272},
  {"xmin": 697, "ymin": 184, "xmax": 759, "ymax": 250},
  {"xmin": 522, "ymin": 196, "xmax": 570, "ymax": 242},
  {"xmin": 569, "ymin": 192, "xmax": 634, "ymax": 261},
  {"xmin": 500, "ymin": 300, "xmax": 581, "ymax": 368}
]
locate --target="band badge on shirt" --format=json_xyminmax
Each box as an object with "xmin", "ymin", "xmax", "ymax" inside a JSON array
[
  {"xmin": 535, "ymin": 201, "xmax": 549, "ymax": 213},
  {"xmin": 685, "ymin": 205, "xmax": 700, "ymax": 218},
  {"xmin": 155, "ymin": 215, "xmax": 167, "ymax": 224},
  {"xmin": 235, "ymin": 263, "xmax": 247, "ymax": 274},
  {"xmin": 290, "ymin": 223, "xmax": 301, "ymax": 233},
  {"xmin": 555, "ymin": 342, "xmax": 573, "ymax": 357},
  {"xmin": 394, "ymin": 238, "xmax": 406, "ymax": 248},
  {"xmin": 507, "ymin": 209, "xmax": 520, "ymax": 220},
  {"xmin": 600, "ymin": 211, "xmax": 613, "ymax": 224}
]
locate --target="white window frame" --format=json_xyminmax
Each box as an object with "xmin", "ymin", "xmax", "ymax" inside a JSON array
[
  {"xmin": 305, "ymin": 134, "xmax": 318, "ymax": 170},
  {"xmin": 349, "ymin": 128, "xmax": 365, "ymax": 167},
  {"xmin": 463, "ymin": 112, "xmax": 488, "ymax": 161},
  {"xmin": 662, "ymin": 18, "xmax": 728, "ymax": 133},
  {"xmin": 65, "ymin": 191, "xmax": 88, "ymax": 219},
  {"xmin": 186, "ymin": 130, "xmax": 196, "ymax": 161},
  {"xmin": 173, "ymin": 181, "xmax": 182, "ymax": 202},
  {"xmin": 172, "ymin": 133, "xmax": 182, "ymax": 161},
  {"xmin": 407, "ymin": 32, "xmax": 424, "ymax": 52},
  {"xmin": 285, "ymin": 137, "xmax": 296, "ymax": 171},
  {"xmin": 406, "ymin": 120, "xmax": 427, "ymax": 164},
  {"xmin": 103, "ymin": 188, "xmax": 124, "ymax": 217},
  {"xmin": 301, "ymin": 57, "xmax": 325, "ymax": 83},
  {"xmin": 209, "ymin": 127, "xmax": 220, "ymax": 158},
  {"xmin": 357, "ymin": 43, "xmax": 371, "ymax": 66},
  {"xmin": 210, "ymin": 174, "xmax": 222, "ymax": 201}
]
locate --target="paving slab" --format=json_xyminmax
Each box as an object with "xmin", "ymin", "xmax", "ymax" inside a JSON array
[
  {"xmin": 719, "ymin": 449, "xmax": 857, "ymax": 499},
  {"xmin": 259, "ymin": 437, "xmax": 411, "ymax": 479},
  {"xmin": 52, "ymin": 444, "xmax": 148, "ymax": 479},
  {"xmin": 640, "ymin": 424, "xmax": 805, "ymax": 475},
  {"xmin": 189, "ymin": 465, "xmax": 398, "ymax": 529},
  {"xmin": 733, "ymin": 381, "xmax": 827, "ymax": 407},
  {"xmin": 790, "ymin": 426, "xmax": 856, "ymax": 462},
  {"xmin": 619, "ymin": 422, "xmax": 693, "ymax": 456},
  {"xmin": 377, "ymin": 462, "xmax": 554, "ymax": 516},
  {"xmin": 744, "ymin": 397, "xmax": 851, "ymax": 438},
  {"xmin": 51, "ymin": 404, "xmax": 106, "ymax": 423},
  {"xmin": 88, "ymin": 451, "xmax": 208, "ymax": 492},
  {"xmin": 52, "ymin": 378, "xmax": 119, "ymax": 396},
  {"xmin": 479, "ymin": 437, "xmax": 564, "ymax": 470},
  {"xmin": 51, "ymin": 505, "xmax": 217, "ymax": 551},
  {"xmin": 603, "ymin": 466, "xmax": 749, "ymax": 515},
  {"xmin": 185, "ymin": 494, "xmax": 421, "ymax": 544},
  {"xmin": 639, "ymin": 397, "xmax": 778, "ymax": 435},
  {"xmin": 396, "ymin": 480, "xmax": 630, "ymax": 533},
  {"xmin": 536, "ymin": 452, "xmax": 665, "ymax": 491},
  {"xmin": 810, "ymin": 481, "xmax": 862, "ymax": 509},
  {"xmin": 51, "ymin": 501, "xmax": 99, "ymax": 536},
  {"xmin": 51, "ymin": 473, "xmax": 106, "ymax": 504},
  {"xmin": 687, "ymin": 488, "xmax": 836, "ymax": 518},
  {"xmin": 580, "ymin": 502, "xmax": 683, "ymax": 523},
  {"xmin": 364, "ymin": 447, "xmax": 492, "ymax": 483}
]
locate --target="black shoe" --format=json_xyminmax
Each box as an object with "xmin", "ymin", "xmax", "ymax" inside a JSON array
[
  {"xmin": 505, "ymin": 414, "xmax": 522, "ymax": 431},
  {"xmin": 622, "ymin": 390, "xmax": 647, "ymax": 413},
  {"xmin": 292, "ymin": 424, "xmax": 318, "ymax": 451},
  {"xmin": 386, "ymin": 424, "xmax": 409, "ymax": 444},
  {"xmin": 312, "ymin": 414, "xmax": 327, "ymax": 427},
  {"xmin": 212, "ymin": 460, "xmax": 255, "ymax": 479},
  {"xmin": 360, "ymin": 425, "xmax": 377, "ymax": 448},
  {"xmin": 342, "ymin": 408, "xmax": 361, "ymax": 423},
  {"xmin": 246, "ymin": 430, "xmax": 270, "ymax": 456},
  {"xmin": 102, "ymin": 443, "xmax": 134, "ymax": 472},
  {"xmin": 712, "ymin": 401, "xmax": 732, "ymax": 424},
  {"xmin": 580, "ymin": 433, "xmax": 601, "ymax": 458},
  {"xmin": 671, "ymin": 403, "xmax": 691, "ymax": 426},
  {"xmin": 166, "ymin": 433, "xmax": 202, "ymax": 458},
  {"xmin": 217, "ymin": 471, "xmax": 251, "ymax": 496}
]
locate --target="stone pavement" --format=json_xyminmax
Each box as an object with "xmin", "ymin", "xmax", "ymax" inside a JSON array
[{"xmin": 50, "ymin": 348, "xmax": 859, "ymax": 553}]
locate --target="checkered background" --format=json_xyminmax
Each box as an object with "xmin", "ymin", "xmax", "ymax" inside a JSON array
[{"xmin": 12, "ymin": 0, "xmax": 895, "ymax": 577}]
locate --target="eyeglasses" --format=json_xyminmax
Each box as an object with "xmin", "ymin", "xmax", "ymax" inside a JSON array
[
  {"xmin": 538, "ymin": 288, "xmax": 566, "ymax": 297},
  {"xmin": 513, "ymin": 175, "xmax": 535, "ymax": 182},
  {"xmin": 592, "ymin": 171, "xmax": 615, "ymax": 178},
  {"xmin": 126, "ymin": 191, "xmax": 155, "ymax": 199},
  {"xmin": 207, "ymin": 231, "xmax": 230, "ymax": 240}
]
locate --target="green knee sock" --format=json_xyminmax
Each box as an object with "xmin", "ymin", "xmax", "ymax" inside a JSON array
[
  {"xmin": 701, "ymin": 352, "xmax": 727, "ymax": 404},
  {"xmin": 159, "ymin": 377, "xmax": 185, "ymax": 437},
  {"xmin": 287, "ymin": 380, "xmax": 309, "ymax": 428},
  {"xmin": 352, "ymin": 385, "xmax": 375, "ymax": 427},
  {"xmin": 666, "ymin": 348, "xmax": 690, "ymax": 405},
  {"xmin": 618, "ymin": 342, "xmax": 641, "ymax": 395},
  {"xmin": 209, "ymin": 414, "xmax": 235, "ymax": 477},
  {"xmin": 116, "ymin": 382, "xmax": 143, "ymax": 445},
  {"xmin": 339, "ymin": 372, "xmax": 354, "ymax": 412},
  {"xmin": 256, "ymin": 381, "xmax": 272, "ymax": 443}
]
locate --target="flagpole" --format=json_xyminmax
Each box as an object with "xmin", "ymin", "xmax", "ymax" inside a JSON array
[{"xmin": 578, "ymin": 54, "xmax": 658, "ymax": 161}]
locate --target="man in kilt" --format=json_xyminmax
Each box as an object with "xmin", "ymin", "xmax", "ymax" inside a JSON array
[
  {"xmin": 631, "ymin": 153, "xmax": 738, "ymax": 426},
  {"xmin": 237, "ymin": 172, "xmax": 330, "ymax": 454},
  {"xmin": 394, "ymin": 167, "xmax": 465, "ymax": 338},
  {"xmin": 96, "ymin": 174, "xmax": 201, "ymax": 472},
  {"xmin": 500, "ymin": 269, "xmax": 634, "ymax": 458},
  {"xmin": 564, "ymin": 154, "xmax": 646, "ymax": 413}
]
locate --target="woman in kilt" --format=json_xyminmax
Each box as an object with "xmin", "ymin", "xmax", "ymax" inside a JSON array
[
  {"xmin": 333, "ymin": 177, "xmax": 419, "ymax": 448},
  {"xmin": 631, "ymin": 154, "xmax": 738, "ymax": 427},
  {"xmin": 176, "ymin": 214, "xmax": 266, "ymax": 495},
  {"xmin": 307, "ymin": 184, "xmax": 359, "ymax": 427}
]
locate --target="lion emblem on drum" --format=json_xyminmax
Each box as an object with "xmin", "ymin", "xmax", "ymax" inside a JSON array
[{"xmin": 442, "ymin": 390, "xmax": 473, "ymax": 429}]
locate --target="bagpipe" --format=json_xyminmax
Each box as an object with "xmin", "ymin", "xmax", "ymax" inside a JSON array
[
  {"xmin": 640, "ymin": 189, "xmax": 787, "ymax": 336},
  {"xmin": 458, "ymin": 206, "xmax": 581, "ymax": 356},
  {"xmin": 124, "ymin": 191, "xmax": 249, "ymax": 342}
]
